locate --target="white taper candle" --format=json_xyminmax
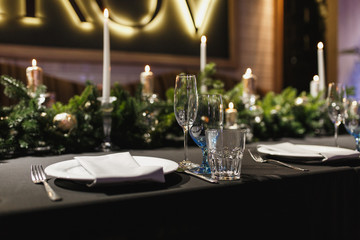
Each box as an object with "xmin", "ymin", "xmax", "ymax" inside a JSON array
[
  {"xmin": 200, "ymin": 35, "xmax": 207, "ymax": 72},
  {"xmin": 317, "ymin": 42, "xmax": 325, "ymax": 92},
  {"xmin": 102, "ymin": 8, "xmax": 111, "ymax": 103}
]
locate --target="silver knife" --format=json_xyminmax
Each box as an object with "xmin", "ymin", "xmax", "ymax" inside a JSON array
[{"xmin": 184, "ymin": 170, "xmax": 219, "ymax": 184}]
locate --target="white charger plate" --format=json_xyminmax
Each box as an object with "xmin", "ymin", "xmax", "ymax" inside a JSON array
[
  {"xmin": 45, "ymin": 156, "xmax": 179, "ymax": 181},
  {"xmin": 257, "ymin": 144, "xmax": 355, "ymax": 159}
]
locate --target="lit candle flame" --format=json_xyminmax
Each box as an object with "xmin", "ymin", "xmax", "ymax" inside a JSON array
[
  {"xmin": 145, "ymin": 65, "xmax": 150, "ymax": 72},
  {"xmin": 201, "ymin": 35, "xmax": 207, "ymax": 43},
  {"xmin": 229, "ymin": 102, "xmax": 234, "ymax": 109},
  {"xmin": 104, "ymin": 8, "xmax": 109, "ymax": 19},
  {"xmin": 243, "ymin": 68, "xmax": 252, "ymax": 79},
  {"xmin": 313, "ymin": 75, "xmax": 319, "ymax": 81},
  {"xmin": 32, "ymin": 59, "xmax": 37, "ymax": 67},
  {"xmin": 317, "ymin": 42, "xmax": 323, "ymax": 49}
]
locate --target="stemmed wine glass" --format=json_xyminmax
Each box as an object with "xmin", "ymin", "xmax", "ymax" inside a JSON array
[
  {"xmin": 327, "ymin": 83, "xmax": 346, "ymax": 147},
  {"xmin": 174, "ymin": 74, "xmax": 199, "ymax": 169},
  {"xmin": 189, "ymin": 94, "xmax": 223, "ymax": 174},
  {"xmin": 343, "ymin": 96, "xmax": 360, "ymax": 151}
]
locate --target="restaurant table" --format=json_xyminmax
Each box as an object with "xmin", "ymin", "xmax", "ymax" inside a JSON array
[{"xmin": 0, "ymin": 135, "xmax": 359, "ymax": 239}]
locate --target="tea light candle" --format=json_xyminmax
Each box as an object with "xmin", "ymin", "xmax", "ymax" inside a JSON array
[
  {"xmin": 310, "ymin": 75, "xmax": 320, "ymax": 97},
  {"xmin": 242, "ymin": 68, "xmax": 257, "ymax": 97},
  {"xmin": 102, "ymin": 8, "xmax": 111, "ymax": 103},
  {"xmin": 225, "ymin": 102, "xmax": 238, "ymax": 128},
  {"xmin": 26, "ymin": 59, "xmax": 43, "ymax": 93},
  {"xmin": 140, "ymin": 65, "xmax": 154, "ymax": 96}
]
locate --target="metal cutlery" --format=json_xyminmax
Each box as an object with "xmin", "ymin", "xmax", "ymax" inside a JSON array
[
  {"xmin": 177, "ymin": 168, "xmax": 218, "ymax": 184},
  {"xmin": 31, "ymin": 164, "xmax": 62, "ymax": 201},
  {"xmin": 248, "ymin": 149, "xmax": 309, "ymax": 172}
]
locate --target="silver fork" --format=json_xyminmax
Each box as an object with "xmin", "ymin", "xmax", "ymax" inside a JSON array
[
  {"xmin": 31, "ymin": 165, "xmax": 62, "ymax": 201},
  {"xmin": 248, "ymin": 149, "xmax": 309, "ymax": 172}
]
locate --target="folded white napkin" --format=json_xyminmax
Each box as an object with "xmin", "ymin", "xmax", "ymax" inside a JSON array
[
  {"xmin": 75, "ymin": 152, "xmax": 165, "ymax": 186},
  {"xmin": 257, "ymin": 142, "xmax": 360, "ymax": 162}
]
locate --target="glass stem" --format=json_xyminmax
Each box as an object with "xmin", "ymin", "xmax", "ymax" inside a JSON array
[
  {"xmin": 183, "ymin": 127, "xmax": 189, "ymax": 161},
  {"xmin": 334, "ymin": 123, "xmax": 339, "ymax": 147},
  {"xmin": 200, "ymin": 147, "xmax": 209, "ymax": 168},
  {"xmin": 356, "ymin": 138, "xmax": 360, "ymax": 152},
  {"xmin": 103, "ymin": 111, "xmax": 112, "ymax": 144}
]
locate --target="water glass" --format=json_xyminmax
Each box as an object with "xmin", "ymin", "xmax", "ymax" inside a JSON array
[
  {"xmin": 206, "ymin": 129, "xmax": 246, "ymax": 180},
  {"xmin": 343, "ymin": 97, "xmax": 360, "ymax": 151},
  {"xmin": 189, "ymin": 94, "xmax": 223, "ymax": 174}
]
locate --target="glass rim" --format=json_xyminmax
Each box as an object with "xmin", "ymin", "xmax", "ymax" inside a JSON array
[
  {"xmin": 198, "ymin": 93, "xmax": 223, "ymax": 97},
  {"xmin": 205, "ymin": 128, "xmax": 248, "ymax": 133},
  {"xmin": 176, "ymin": 73, "xmax": 196, "ymax": 78}
]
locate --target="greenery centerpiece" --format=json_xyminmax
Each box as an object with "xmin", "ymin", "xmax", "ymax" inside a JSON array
[{"xmin": 0, "ymin": 63, "xmax": 334, "ymax": 159}]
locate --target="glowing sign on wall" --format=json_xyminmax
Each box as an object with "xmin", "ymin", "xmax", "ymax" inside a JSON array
[
  {"xmin": 0, "ymin": 0, "xmax": 230, "ymax": 59},
  {"xmin": 14, "ymin": 0, "xmax": 214, "ymax": 34}
]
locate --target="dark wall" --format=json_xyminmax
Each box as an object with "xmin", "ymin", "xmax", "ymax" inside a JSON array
[
  {"xmin": 283, "ymin": 0, "xmax": 326, "ymax": 92},
  {"xmin": 0, "ymin": 0, "xmax": 230, "ymax": 59}
]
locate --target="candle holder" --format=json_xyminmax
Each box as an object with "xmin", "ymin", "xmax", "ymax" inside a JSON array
[
  {"xmin": 141, "ymin": 94, "xmax": 160, "ymax": 143},
  {"xmin": 97, "ymin": 96, "xmax": 117, "ymax": 152}
]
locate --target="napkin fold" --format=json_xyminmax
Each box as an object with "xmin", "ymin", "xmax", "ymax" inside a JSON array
[
  {"xmin": 257, "ymin": 142, "xmax": 360, "ymax": 162},
  {"xmin": 75, "ymin": 152, "xmax": 165, "ymax": 186}
]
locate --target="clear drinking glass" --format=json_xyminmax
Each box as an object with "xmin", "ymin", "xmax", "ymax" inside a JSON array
[
  {"xmin": 189, "ymin": 94, "xmax": 223, "ymax": 174},
  {"xmin": 327, "ymin": 83, "xmax": 346, "ymax": 147},
  {"xmin": 343, "ymin": 97, "xmax": 360, "ymax": 151},
  {"xmin": 174, "ymin": 74, "xmax": 199, "ymax": 169},
  {"xmin": 206, "ymin": 129, "xmax": 246, "ymax": 180}
]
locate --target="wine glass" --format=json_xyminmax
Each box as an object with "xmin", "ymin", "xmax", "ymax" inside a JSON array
[
  {"xmin": 189, "ymin": 94, "xmax": 223, "ymax": 174},
  {"xmin": 327, "ymin": 83, "xmax": 346, "ymax": 147},
  {"xmin": 174, "ymin": 74, "xmax": 199, "ymax": 169},
  {"xmin": 343, "ymin": 97, "xmax": 360, "ymax": 151}
]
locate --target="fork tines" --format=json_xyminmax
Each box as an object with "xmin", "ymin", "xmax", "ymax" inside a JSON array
[{"xmin": 31, "ymin": 165, "xmax": 45, "ymax": 182}]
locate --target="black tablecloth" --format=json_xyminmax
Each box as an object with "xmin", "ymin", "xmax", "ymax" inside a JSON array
[{"xmin": 0, "ymin": 135, "xmax": 359, "ymax": 239}]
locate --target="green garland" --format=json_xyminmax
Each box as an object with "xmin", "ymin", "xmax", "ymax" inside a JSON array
[
  {"xmin": 0, "ymin": 75, "xmax": 179, "ymax": 158},
  {"xmin": 0, "ymin": 64, "xmax": 334, "ymax": 159},
  {"xmin": 197, "ymin": 63, "xmax": 334, "ymax": 140}
]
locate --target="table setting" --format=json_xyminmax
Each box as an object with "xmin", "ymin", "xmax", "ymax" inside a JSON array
[
  {"xmin": 256, "ymin": 142, "xmax": 360, "ymax": 163},
  {"xmin": 1, "ymin": 36, "xmax": 360, "ymax": 199},
  {"xmin": 46, "ymin": 152, "xmax": 175, "ymax": 186},
  {"xmin": 1, "ymin": 135, "xmax": 359, "ymax": 239},
  {"xmin": 28, "ymin": 152, "xmax": 182, "ymax": 202},
  {"xmin": 1, "ymin": 9, "xmax": 360, "ymax": 240},
  {"xmin": 15, "ymin": 70, "xmax": 360, "ymax": 238}
]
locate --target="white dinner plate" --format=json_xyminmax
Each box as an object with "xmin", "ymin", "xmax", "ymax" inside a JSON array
[
  {"xmin": 45, "ymin": 156, "xmax": 179, "ymax": 181},
  {"xmin": 257, "ymin": 144, "xmax": 353, "ymax": 159}
]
